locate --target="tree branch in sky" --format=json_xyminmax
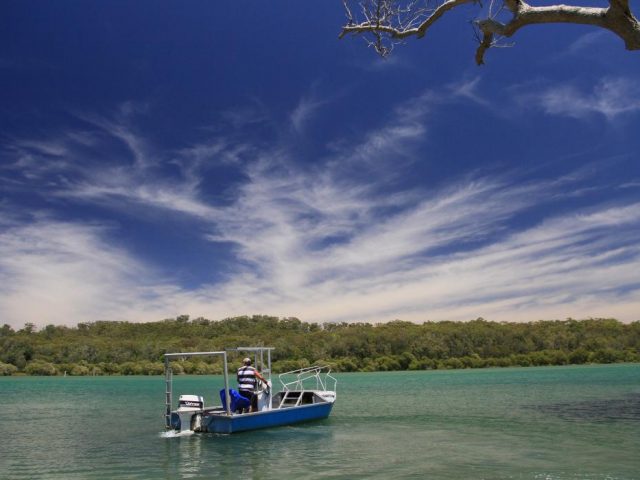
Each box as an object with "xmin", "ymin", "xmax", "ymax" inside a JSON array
[{"xmin": 340, "ymin": 0, "xmax": 640, "ymax": 64}]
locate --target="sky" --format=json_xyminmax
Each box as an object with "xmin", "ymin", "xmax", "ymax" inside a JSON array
[{"xmin": 1, "ymin": 1, "xmax": 640, "ymax": 329}]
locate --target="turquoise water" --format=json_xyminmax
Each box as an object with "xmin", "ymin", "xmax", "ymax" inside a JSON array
[{"xmin": 0, "ymin": 364, "xmax": 639, "ymax": 479}]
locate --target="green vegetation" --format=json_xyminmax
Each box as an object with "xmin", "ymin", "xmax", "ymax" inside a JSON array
[{"xmin": 0, "ymin": 316, "xmax": 638, "ymax": 375}]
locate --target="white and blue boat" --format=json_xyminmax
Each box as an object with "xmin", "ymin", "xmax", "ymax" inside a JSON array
[{"xmin": 164, "ymin": 347, "xmax": 337, "ymax": 434}]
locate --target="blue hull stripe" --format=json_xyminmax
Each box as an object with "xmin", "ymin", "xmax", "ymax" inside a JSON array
[{"xmin": 204, "ymin": 402, "xmax": 334, "ymax": 434}]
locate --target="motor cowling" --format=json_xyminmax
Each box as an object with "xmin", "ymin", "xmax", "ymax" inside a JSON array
[{"xmin": 177, "ymin": 394, "xmax": 204, "ymax": 410}]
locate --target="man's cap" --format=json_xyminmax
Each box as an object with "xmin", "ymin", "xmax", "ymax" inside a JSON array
[{"xmin": 242, "ymin": 357, "xmax": 251, "ymax": 365}]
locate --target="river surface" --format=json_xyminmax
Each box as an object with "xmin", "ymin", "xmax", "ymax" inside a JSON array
[{"xmin": 1, "ymin": 364, "xmax": 639, "ymax": 479}]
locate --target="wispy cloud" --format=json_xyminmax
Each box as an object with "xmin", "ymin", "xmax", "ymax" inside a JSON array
[
  {"xmin": 0, "ymin": 220, "xmax": 158, "ymax": 325},
  {"xmin": 220, "ymin": 100, "xmax": 269, "ymax": 129},
  {"xmin": 564, "ymin": 31, "xmax": 609, "ymax": 56},
  {"xmin": 522, "ymin": 77, "xmax": 640, "ymax": 121},
  {"xmin": 290, "ymin": 94, "xmax": 328, "ymax": 133},
  {"xmin": 1, "ymin": 89, "xmax": 639, "ymax": 328},
  {"xmin": 2, "ymin": 171, "xmax": 638, "ymax": 327},
  {"xmin": 447, "ymin": 76, "xmax": 490, "ymax": 107},
  {"xmin": 71, "ymin": 101, "xmax": 152, "ymax": 169},
  {"xmin": 195, "ymin": 160, "xmax": 640, "ymax": 324},
  {"xmin": 547, "ymin": 31, "xmax": 611, "ymax": 63}
]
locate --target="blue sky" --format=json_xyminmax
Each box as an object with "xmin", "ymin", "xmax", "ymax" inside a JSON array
[{"xmin": 1, "ymin": 1, "xmax": 639, "ymax": 328}]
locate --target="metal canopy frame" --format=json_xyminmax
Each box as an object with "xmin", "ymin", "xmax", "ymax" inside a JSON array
[
  {"xmin": 278, "ymin": 365, "xmax": 337, "ymax": 393},
  {"xmin": 227, "ymin": 346, "xmax": 273, "ymax": 383},
  {"xmin": 163, "ymin": 347, "xmax": 274, "ymax": 429}
]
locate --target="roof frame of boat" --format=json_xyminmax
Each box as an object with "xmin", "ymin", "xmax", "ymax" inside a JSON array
[
  {"xmin": 163, "ymin": 347, "xmax": 274, "ymax": 426},
  {"xmin": 278, "ymin": 365, "xmax": 337, "ymax": 394}
]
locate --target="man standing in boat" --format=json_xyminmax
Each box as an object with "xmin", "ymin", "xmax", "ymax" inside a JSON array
[{"xmin": 237, "ymin": 357, "xmax": 268, "ymax": 413}]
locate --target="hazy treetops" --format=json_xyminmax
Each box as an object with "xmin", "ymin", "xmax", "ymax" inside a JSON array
[{"xmin": 1, "ymin": 316, "xmax": 637, "ymax": 375}]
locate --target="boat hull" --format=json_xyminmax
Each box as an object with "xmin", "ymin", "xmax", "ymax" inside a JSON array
[{"xmin": 203, "ymin": 402, "xmax": 334, "ymax": 434}]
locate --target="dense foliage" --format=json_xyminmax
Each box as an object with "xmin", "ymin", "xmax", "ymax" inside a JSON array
[{"xmin": 0, "ymin": 316, "xmax": 638, "ymax": 376}]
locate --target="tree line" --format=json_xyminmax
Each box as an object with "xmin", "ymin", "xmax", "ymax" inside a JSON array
[{"xmin": 0, "ymin": 316, "xmax": 638, "ymax": 376}]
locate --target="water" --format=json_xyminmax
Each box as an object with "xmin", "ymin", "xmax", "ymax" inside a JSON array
[{"xmin": 1, "ymin": 364, "xmax": 639, "ymax": 479}]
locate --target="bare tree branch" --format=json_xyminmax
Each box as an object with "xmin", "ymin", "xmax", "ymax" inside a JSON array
[
  {"xmin": 340, "ymin": 0, "xmax": 475, "ymax": 51},
  {"xmin": 340, "ymin": 0, "xmax": 640, "ymax": 63}
]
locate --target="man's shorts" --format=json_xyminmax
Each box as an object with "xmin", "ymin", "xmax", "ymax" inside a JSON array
[{"xmin": 238, "ymin": 389, "xmax": 256, "ymax": 411}]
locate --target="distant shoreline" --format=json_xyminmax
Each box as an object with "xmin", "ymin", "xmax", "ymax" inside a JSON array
[
  {"xmin": 3, "ymin": 361, "xmax": 639, "ymax": 377},
  {"xmin": 2, "ymin": 316, "xmax": 638, "ymax": 376}
]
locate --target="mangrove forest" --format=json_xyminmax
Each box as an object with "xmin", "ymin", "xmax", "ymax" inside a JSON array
[{"xmin": 0, "ymin": 316, "xmax": 638, "ymax": 376}]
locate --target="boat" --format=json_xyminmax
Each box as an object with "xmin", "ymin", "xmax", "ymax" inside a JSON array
[{"xmin": 163, "ymin": 347, "xmax": 337, "ymax": 434}]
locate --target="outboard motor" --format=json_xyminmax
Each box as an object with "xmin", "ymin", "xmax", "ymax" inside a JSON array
[
  {"xmin": 175, "ymin": 395, "xmax": 204, "ymax": 432},
  {"xmin": 178, "ymin": 395, "xmax": 204, "ymax": 410}
]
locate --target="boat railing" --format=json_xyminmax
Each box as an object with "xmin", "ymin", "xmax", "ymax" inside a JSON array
[{"xmin": 278, "ymin": 365, "xmax": 337, "ymax": 393}]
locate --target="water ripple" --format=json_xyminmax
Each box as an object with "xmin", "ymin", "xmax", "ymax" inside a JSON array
[{"xmin": 526, "ymin": 393, "xmax": 640, "ymax": 423}]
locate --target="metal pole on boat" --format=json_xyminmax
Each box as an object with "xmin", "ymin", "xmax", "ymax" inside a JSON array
[
  {"xmin": 164, "ymin": 355, "xmax": 172, "ymax": 429},
  {"xmin": 266, "ymin": 349, "xmax": 271, "ymax": 383},
  {"xmin": 223, "ymin": 352, "xmax": 231, "ymax": 416},
  {"xmin": 267, "ymin": 349, "xmax": 272, "ymax": 409}
]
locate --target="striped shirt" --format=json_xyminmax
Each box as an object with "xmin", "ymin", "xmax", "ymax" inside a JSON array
[{"xmin": 237, "ymin": 366, "xmax": 258, "ymax": 392}]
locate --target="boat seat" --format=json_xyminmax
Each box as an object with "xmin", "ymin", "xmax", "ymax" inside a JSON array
[{"xmin": 220, "ymin": 388, "xmax": 251, "ymax": 412}]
